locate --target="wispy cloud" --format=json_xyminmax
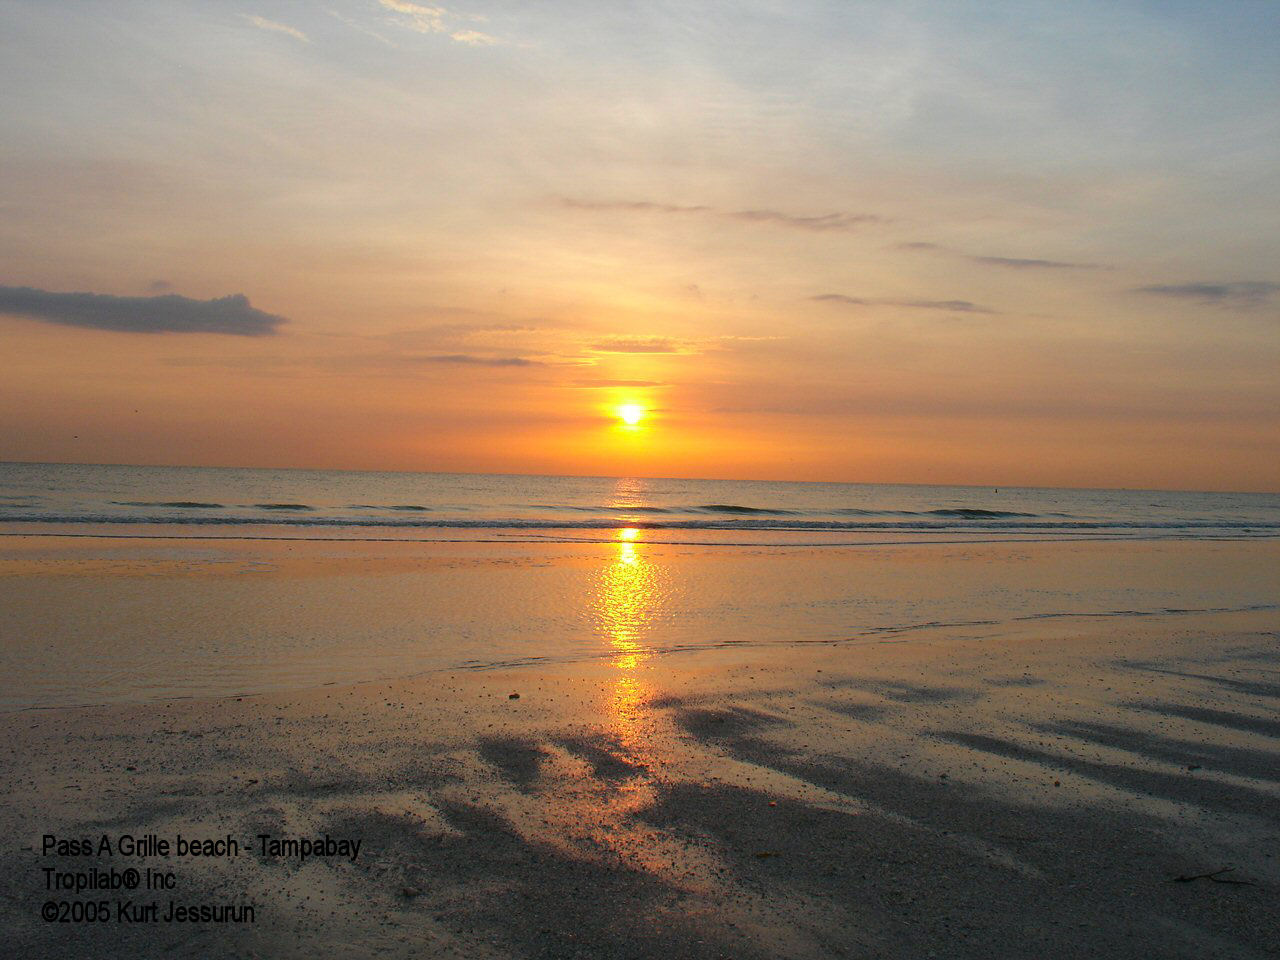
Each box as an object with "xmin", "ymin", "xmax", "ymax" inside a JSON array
[
  {"xmin": 810, "ymin": 294, "xmax": 869, "ymax": 306},
  {"xmin": 590, "ymin": 337, "xmax": 682, "ymax": 353},
  {"xmin": 971, "ymin": 256, "xmax": 1093, "ymax": 270},
  {"xmin": 811, "ymin": 294, "xmax": 996, "ymax": 314},
  {"xmin": 242, "ymin": 14, "xmax": 309, "ymax": 43},
  {"xmin": 416, "ymin": 353, "xmax": 542, "ymax": 366},
  {"xmin": 730, "ymin": 209, "xmax": 878, "ymax": 230},
  {"xmin": 572, "ymin": 379, "xmax": 667, "ymax": 388},
  {"xmin": 378, "ymin": 0, "xmax": 446, "ymax": 31},
  {"xmin": 899, "ymin": 242, "xmax": 1100, "ymax": 270},
  {"xmin": 378, "ymin": 1, "xmax": 499, "ymax": 45},
  {"xmin": 400, "ymin": 321, "xmax": 542, "ymax": 339},
  {"xmin": 449, "ymin": 29, "xmax": 498, "ymax": 46},
  {"xmin": 897, "ymin": 299, "xmax": 995, "ymax": 314},
  {"xmin": 560, "ymin": 197, "xmax": 880, "ymax": 232},
  {"xmin": 0, "ymin": 286, "xmax": 285, "ymax": 336},
  {"xmin": 561, "ymin": 199, "xmax": 710, "ymax": 215},
  {"xmin": 326, "ymin": 8, "xmax": 397, "ymax": 47},
  {"xmin": 1135, "ymin": 282, "xmax": 1280, "ymax": 309}
]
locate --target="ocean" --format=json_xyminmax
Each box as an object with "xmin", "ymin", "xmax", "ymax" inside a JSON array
[{"xmin": 1, "ymin": 461, "xmax": 1277, "ymax": 543}]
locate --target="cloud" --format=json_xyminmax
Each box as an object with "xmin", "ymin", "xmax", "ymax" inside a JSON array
[
  {"xmin": 560, "ymin": 199, "xmax": 710, "ymax": 215},
  {"xmin": 728, "ymin": 209, "xmax": 879, "ymax": 231},
  {"xmin": 897, "ymin": 299, "xmax": 995, "ymax": 313},
  {"xmin": 590, "ymin": 337, "xmax": 682, "ymax": 353},
  {"xmin": 560, "ymin": 197, "xmax": 880, "ymax": 232},
  {"xmin": 326, "ymin": 8, "xmax": 398, "ymax": 47},
  {"xmin": 1135, "ymin": 282, "xmax": 1280, "ymax": 308},
  {"xmin": 378, "ymin": 1, "xmax": 498, "ymax": 45},
  {"xmin": 449, "ymin": 29, "xmax": 498, "ymax": 46},
  {"xmin": 811, "ymin": 294, "xmax": 996, "ymax": 314},
  {"xmin": 971, "ymin": 256, "xmax": 1094, "ymax": 270},
  {"xmin": 0, "ymin": 286, "xmax": 285, "ymax": 336},
  {"xmin": 900, "ymin": 242, "xmax": 1099, "ymax": 270},
  {"xmin": 401, "ymin": 321, "xmax": 541, "ymax": 339},
  {"xmin": 242, "ymin": 14, "xmax": 309, "ymax": 43},
  {"xmin": 379, "ymin": 0, "xmax": 447, "ymax": 31},
  {"xmin": 572, "ymin": 379, "xmax": 667, "ymax": 388},
  {"xmin": 579, "ymin": 333, "xmax": 777, "ymax": 358},
  {"xmin": 811, "ymin": 294, "xmax": 869, "ymax": 306},
  {"xmin": 416, "ymin": 353, "xmax": 542, "ymax": 366}
]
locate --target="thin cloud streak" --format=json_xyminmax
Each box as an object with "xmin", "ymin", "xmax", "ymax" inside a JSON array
[
  {"xmin": 242, "ymin": 15, "xmax": 309, "ymax": 43},
  {"xmin": 1136, "ymin": 282, "xmax": 1280, "ymax": 308},
  {"xmin": 590, "ymin": 338, "xmax": 682, "ymax": 353},
  {"xmin": 560, "ymin": 199, "xmax": 711, "ymax": 214},
  {"xmin": 812, "ymin": 294, "xmax": 997, "ymax": 314},
  {"xmin": 417, "ymin": 354, "xmax": 542, "ymax": 366},
  {"xmin": 0, "ymin": 286, "xmax": 285, "ymax": 336},
  {"xmin": 449, "ymin": 30, "xmax": 499, "ymax": 46},
  {"xmin": 972, "ymin": 256, "xmax": 1094, "ymax": 270},
  {"xmin": 900, "ymin": 242, "xmax": 1100, "ymax": 270},
  {"xmin": 729, "ymin": 209, "xmax": 879, "ymax": 230},
  {"xmin": 572, "ymin": 379, "xmax": 667, "ymax": 388},
  {"xmin": 560, "ymin": 197, "xmax": 880, "ymax": 232}
]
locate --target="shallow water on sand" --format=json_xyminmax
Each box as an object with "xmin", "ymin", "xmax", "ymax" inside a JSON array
[{"xmin": 1, "ymin": 536, "xmax": 1276, "ymax": 708}]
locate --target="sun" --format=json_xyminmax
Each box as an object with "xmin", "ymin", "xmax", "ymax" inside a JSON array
[{"xmin": 616, "ymin": 404, "xmax": 646, "ymax": 426}]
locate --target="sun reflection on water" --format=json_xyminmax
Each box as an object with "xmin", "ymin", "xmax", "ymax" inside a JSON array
[{"xmin": 594, "ymin": 524, "xmax": 664, "ymax": 755}]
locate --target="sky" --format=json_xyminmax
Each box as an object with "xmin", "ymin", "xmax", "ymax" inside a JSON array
[{"xmin": 1, "ymin": 0, "xmax": 1277, "ymax": 490}]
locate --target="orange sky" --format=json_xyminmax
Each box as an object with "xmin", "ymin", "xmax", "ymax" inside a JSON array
[{"xmin": 1, "ymin": 2, "xmax": 1277, "ymax": 491}]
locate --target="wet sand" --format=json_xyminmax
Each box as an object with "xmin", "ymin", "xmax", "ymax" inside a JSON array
[{"xmin": 3, "ymin": 598, "xmax": 1278, "ymax": 958}]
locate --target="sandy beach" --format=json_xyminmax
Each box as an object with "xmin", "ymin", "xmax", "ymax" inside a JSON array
[{"xmin": 2, "ymin": 536, "xmax": 1277, "ymax": 958}]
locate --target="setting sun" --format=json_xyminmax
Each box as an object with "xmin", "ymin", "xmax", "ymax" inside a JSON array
[{"xmin": 616, "ymin": 404, "xmax": 646, "ymax": 426}]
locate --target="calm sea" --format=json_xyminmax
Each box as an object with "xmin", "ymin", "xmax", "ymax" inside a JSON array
[{"xmin": 1, "ymin": 462, "xmax": 1277, "ymax": 544}]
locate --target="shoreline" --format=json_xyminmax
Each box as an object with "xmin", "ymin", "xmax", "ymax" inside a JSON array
[
  {"xmin": 7, "ymin": 596, "xmax": 1278, "ymax": 715},
  {"xmin": 4, "ymin": 536, "xmax": 1278, "ymax": 712}
]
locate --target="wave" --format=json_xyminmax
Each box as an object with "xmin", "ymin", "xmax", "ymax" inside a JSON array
[
  {"xmin": 530, "ymin": 504, "xmax": 674, "ymax": 513},
  {"xmin": 113, "ymin": 500, "xmax": 224, "ymax": 509},
  {"xmin": 925, "ymin": 508, "xmax": 1036, "ymax": 518},
  {"xmin": 1, "ymin": 512, "xmax": 1276, "ymax": 535},
  {"xmin": 837, "ymin": 507, "xmax": 1040, "ymax": 518},
  {"xmin": 696, "ymin": 504, "xmax": 799, "ymax": 515},
  {"xmin": 40, "ymin": 500, "xmax": 1058, "ymax": 521},
  {"xmin": 515, "ymin": 502, "xmax": 1037, "ymax": 518},
  {"xmin": 350, "ymin": 504, "xmax": 432, "ymax": 512}
]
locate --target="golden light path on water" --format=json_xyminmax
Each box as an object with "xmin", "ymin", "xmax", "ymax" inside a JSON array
[
  {"xmin": 567, "ymin": 478, "xmax": 671, "ymax": 872},
  {"xmin": 596, "ymin": 525, "xmax": 658, "ymax": 750},
  {"xmin": 569, "ymin": 482, "xmax": 876, "ymax": 890},
  {"xmin": 580, "ymin": 518, "xmax": 693, "ymax": 879},
  {"xmin": 595, "ymin": 478, "xmax": 672, "ymax": 766}
]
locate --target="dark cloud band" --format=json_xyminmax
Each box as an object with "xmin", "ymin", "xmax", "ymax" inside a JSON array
[
  {"xmin": 899, "ymin": 243, "xmax": 1099, "ymax": 270},
  {"xmin": 0, "ymin": 285, "xmax": 285, "ymax": 336},
  {"xmin": 1135, "ymin": 282, "xmax": 1279, "ymax": 308},
  {"xmin": 811, "ymin": 294, "xmax": 996, "ymax": 314}
]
